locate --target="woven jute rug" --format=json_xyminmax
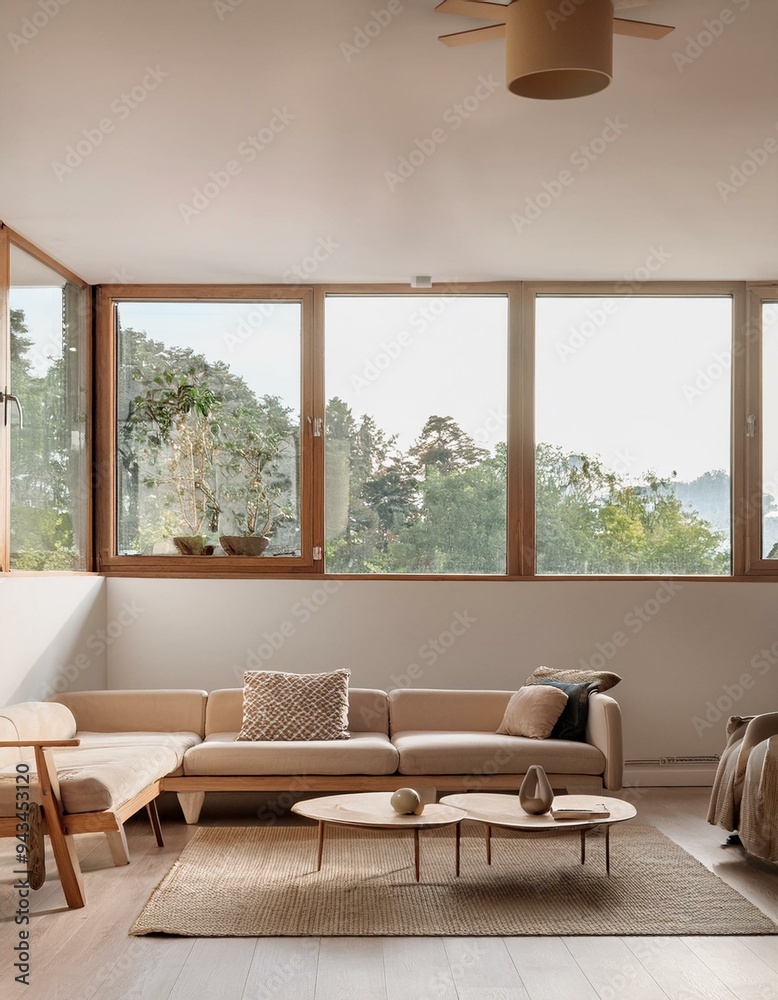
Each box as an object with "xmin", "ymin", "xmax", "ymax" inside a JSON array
[{"xmin": 131, "ymin": 824, "xmax": 777, "ymax": 937}]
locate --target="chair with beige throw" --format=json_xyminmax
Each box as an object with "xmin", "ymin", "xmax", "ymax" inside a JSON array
[{"xmin": 708, "ymin": 712, "xmax": 778, "ymax": 863}]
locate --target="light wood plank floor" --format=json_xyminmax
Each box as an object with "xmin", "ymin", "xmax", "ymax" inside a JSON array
[{"xmin": 1, "ymin": 788, "xmax": 777, "ymax": 1000}]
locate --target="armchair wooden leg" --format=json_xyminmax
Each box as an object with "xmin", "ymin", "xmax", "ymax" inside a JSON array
[
  {"xmin": 105, "ymin": 825, "xmax": 131, "ymax": 867},
  {"xmin": 35, "ymin": 747, "xmax": 85, "ymax": 909},
  {"xmin": 146, "ymin": 799, "xmax": 164, "ymax": 847}
]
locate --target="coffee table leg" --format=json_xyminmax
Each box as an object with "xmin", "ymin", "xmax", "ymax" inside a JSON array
[
  {"xmin": 485, "ymin": 824, "xmax": 492, "ymax": 865},
  {"xmin": 455, "ymin": 822, "xmax": 461, "ymax": 877},
  {"xmin": 414, "ymin": 828, "xmax": 420, "ymax": 882},
  {"xmin": 580, "ymin": 829, "xmax": 586, "ymax": 865},
  {"xmin": 317, "ymin": 820, "xmax": 325, "ymax": 872},
  {"xmin": 605, "ymin": 825, "xmax": 610, "ymax": 875}
]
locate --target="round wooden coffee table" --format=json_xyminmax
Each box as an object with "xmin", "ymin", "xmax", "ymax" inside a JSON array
[
  {"xmin": 292, "ymin": 792, "xmax": 466, "ymax": 882},
  {"xmin": 440, "ymin": 793, "xmax": 636, "ymax": 875}
]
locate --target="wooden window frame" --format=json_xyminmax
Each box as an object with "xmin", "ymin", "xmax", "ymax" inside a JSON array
[
  {"xmin": 523, "ymin": 280, "xmax": 748, "ymax": 582},
  {"xmin": 91, "ymin": 277, "xmax": 778, "ymax": 582},
  {"xmin": 317, "ymin": 283, "xmax": 524, "ymax": 578},
  {"xmin": 744, "ymin": 283, "xmax": 778, "ymax": 575},
  {"xmin": 95, "ymin": 284, "xmax": 321, "ymax": 577},
  {"xmin": 0, "ymin": 223, "xmax": 92, "ymax": 575}
]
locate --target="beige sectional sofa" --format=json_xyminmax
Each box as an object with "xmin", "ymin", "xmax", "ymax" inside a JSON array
[{"xmin": 0, "ymin": 685, "xmax": 622, "ymax": 907}]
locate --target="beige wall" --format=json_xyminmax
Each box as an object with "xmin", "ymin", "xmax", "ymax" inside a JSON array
[
  {"xmin": 106, "ymin": 578, "xmax": 778, "ymax": 763},
  {"xmin": 0, "ymin": 576, "xmax": 107, "ymax": 706}
]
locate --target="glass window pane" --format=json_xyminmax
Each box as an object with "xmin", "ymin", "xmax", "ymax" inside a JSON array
[
  {"xmin": 325, "ymin": 295, "xmax": 508, "ymax": 574},
  {"xmin": 762, "ymin": 301, "xmax": 778, "ymax": 558},
  {"xmin": 535, "ymin": 296, "xmax": 732, "ymax": 576},
  {"xmin": 116, "ymin": 301, "xmax": 301, "ymax": 557},
  {"xmin": 9, "ymin": 246, "xmax": 89, "ymax": 571}
]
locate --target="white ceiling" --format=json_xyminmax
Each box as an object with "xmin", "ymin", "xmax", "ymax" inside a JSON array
[{"xmin": 1, "ymin": 0, "xmax": 776, "ymax": 284}]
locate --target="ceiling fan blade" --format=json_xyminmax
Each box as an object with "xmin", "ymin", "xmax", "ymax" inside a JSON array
[
  {"xmin": 613, "ymin": 17, "xmax": 674, "ymax": 39},
  {"xmin": 435, "ymin": 1, "xmax": 510, "ymax": 19},
  {"xmin": 438, "ymin": 23, "xmax": 507, "ymax": 46}
]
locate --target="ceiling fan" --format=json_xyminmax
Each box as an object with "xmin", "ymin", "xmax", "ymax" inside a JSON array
[{"xmin": 435, "ymin": 0, "xmax": 675, "ymax": 100}]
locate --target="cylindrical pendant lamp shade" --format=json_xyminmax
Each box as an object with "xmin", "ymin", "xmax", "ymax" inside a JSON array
[{"xmin": 506, "ymin": 0, "xmax": 614, "ymax": 100}]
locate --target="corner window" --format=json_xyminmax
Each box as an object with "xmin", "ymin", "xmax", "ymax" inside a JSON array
[{"xmin": 7, "ymin": 242, "xmax": 90, "ymax": 571}]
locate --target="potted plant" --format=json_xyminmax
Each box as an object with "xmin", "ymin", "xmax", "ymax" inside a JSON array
[
  {"xmin": 126, "ymin": 366, "xmax": 222, "ymax": 554},
  {"xmin": 218, "ymin": 401, "xmax": 294, "ymax": 556}
]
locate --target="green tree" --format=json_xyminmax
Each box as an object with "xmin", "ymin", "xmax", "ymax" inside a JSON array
[
  {"xmin": 536, "ymin": 444, "xmax": 728, "ymax": 575},
  {"xmin": 409, "ymin": 415, "xmax": 487, "ymax": 474}
]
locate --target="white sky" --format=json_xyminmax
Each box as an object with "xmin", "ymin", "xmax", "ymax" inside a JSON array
[
  {"xmin": 325, "ymin": 296, "xmax": 509, "ymax": 452},
  {"xmin": 536, "ymin": 296, "xmax": 733, "ymax": 483}
]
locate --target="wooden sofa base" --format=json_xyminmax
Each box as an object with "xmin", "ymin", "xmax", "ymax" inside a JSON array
[{"xmin": 163, "ymin": 773, "xmax": 605, "ymax": 824}]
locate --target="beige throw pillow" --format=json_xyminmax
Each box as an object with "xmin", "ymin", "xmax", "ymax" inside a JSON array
[
  {"xmin": 526, "ymin": 666, "xmax": 622, "ymax": 692},
  {"xmin": 497, "ymin": 685, "xmax": 569, "ymax": 740},
  {"xmin": 238, "ymin": 669, "xmax": 351, "ymax": 742}
]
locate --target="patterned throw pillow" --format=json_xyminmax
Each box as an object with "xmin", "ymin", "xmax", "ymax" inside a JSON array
[
  {"xmin": 525, "ymin": 666, "xmax": 622, "ymax": 692},
  {"xmin": 534, "ymin": 679, "xmax": 592, "ymax": 742},
  {"xmin": 237, "ymin": 669, "xmax": 351, "ymax": 742}
]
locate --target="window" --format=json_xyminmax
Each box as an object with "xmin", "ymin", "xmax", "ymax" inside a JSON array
[
  {"xmin": 4, "ymin": 239, "xmax": 90, "ymax": 571},
  {"xmin": 534, "ymin": 293, "xmax": 734, "ymax": 576},
  {"xmin": 102, "ymin": 290, "xmax": 314, "ymax": 570},
  {"xmin": 94, "ymin": 279, "xmax": 777, "ymax": 580},
  {"xmin": 324, "ymin": 294, "xmax": 509, "ymax": 574}
]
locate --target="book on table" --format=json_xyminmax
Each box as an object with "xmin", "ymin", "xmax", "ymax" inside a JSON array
[{"xmin": 551, "ymin": 803, "xmax": 611, "ymax": 821}]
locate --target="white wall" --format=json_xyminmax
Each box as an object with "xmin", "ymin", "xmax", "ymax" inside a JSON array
[
  {"xmin": 106, "ymin": 578, "xmax": 778, "ymax": 763},
  {"xmin": 0, "ymin": 576, "xmax": 107, "ymax": 706}
]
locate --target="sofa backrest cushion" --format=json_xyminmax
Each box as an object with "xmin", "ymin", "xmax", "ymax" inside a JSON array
[
  {"xmin": 0, "ymin": 701, "xmax": 78, "ymax": 766},
  {"xmin": 49, "ymin": 690, "xmax": 208, "ymax": 738},
  {"xmin": 206, "ymin": 688, "xmax": 390, "ymax": 736},
  {"xmin": 389, "ymin": 689, "xmax": 514, "ymax": 734}
]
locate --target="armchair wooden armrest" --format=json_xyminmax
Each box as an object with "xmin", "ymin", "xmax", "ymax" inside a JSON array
[{"xmin": 0, "ymin": 740, "xmax": 80, "ymax": 748}]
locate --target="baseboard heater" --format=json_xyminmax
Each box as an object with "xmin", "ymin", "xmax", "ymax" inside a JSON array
[{"xmin": 627, "ymin": 756, "xmax": 720, "ymax": 766}]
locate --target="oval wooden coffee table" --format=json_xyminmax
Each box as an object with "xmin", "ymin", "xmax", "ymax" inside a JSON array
[
  {"xmin": 440, "ymin": 793, "xmax": 636, "ymax": 875},
  {"xmin": 292, "ymin": 792, "xmax": 466, "ymax": 882}
]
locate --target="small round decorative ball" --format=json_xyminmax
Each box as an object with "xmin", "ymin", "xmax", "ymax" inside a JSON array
[{"xmin": 390, "ymin": 788, "xmax": 424, "ymax": 816}]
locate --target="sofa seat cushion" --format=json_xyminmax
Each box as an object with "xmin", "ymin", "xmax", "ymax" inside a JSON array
[
  {"xmin": 183, "ymin": 732, "xmax": 399, "ymax": 776},
  {"xmin": 392, "ymin": 731, "xmax": 606, "ymax": 776},
  {"xmin": 0, "ymin": 742, "xmax": 182, "ymax": 816}
]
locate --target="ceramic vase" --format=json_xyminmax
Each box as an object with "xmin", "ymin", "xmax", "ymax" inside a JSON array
[{"xmin": 519, "ymin": 764, "xmax": 554, "ymax": 815}]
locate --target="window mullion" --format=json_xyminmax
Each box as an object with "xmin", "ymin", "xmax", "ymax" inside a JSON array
[{"xmin": 0, "ymin": 225, "xmax": 9, "ymax": 573}]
